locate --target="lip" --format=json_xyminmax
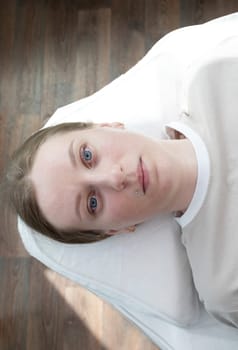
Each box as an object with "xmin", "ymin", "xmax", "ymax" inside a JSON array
[{"xmin": 137, "ymin": 157, "xmax": 149, "ymax": 194}]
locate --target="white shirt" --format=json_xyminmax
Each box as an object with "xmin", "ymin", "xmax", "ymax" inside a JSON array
[{"xmin": 165, "ymin": 120, "xmax": 210, "ymax": 228}]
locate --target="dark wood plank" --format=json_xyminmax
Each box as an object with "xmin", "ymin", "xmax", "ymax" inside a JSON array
[
  {"xmin": 110, "ymin": 0, "xmax": 145, "ymax": 79},
  {"xmin": 145, "ymin": 0, "xmax": 180, "ymax": 51},
  {"xmin": 72, "ymin": 7, "xmax": 111, "ymax": 101},
  {"xmin": 26, "ymin": 261, "xmax": 106, "ymax": 350},
  {"xmin": 180, "ymin": 0, "xmax": 238, "ymax": 26},
  {"xmin": 0, "ymin": 258, "xmax": 30, "ymax": 350}
]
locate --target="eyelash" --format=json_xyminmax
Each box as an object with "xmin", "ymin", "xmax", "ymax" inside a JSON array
[
  {"xmin": 80, "ymin": 144, "xmax": 94, "ymax": 168},
  {"xmin": 87, "ymin": 191, "xmax": 98, "ymax": 215},
  {"xmin": 80, "ymin": 145, "xmax": 99, "ymax": 215}
]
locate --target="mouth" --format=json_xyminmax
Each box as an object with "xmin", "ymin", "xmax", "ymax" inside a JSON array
[{"xmin": 137, "ymin": 157, "xmax": 149, "ymax": 194}]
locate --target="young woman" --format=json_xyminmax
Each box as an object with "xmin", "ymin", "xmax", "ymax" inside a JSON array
[
  {"xmin": 6, "ymin": 121, "xmax": 197, "ymax": 243},
  {"xmin": 5, "ymin": 42, "xmax": 238, "ymax": 329}
]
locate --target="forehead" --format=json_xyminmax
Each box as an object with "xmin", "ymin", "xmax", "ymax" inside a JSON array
[
  {"xmin": 29, "ymin": 134, "xmax": 73, "ymax": 225},
  {"xmin": 28, "ymin": 127, "xmax": 120, "ymax": 227}
]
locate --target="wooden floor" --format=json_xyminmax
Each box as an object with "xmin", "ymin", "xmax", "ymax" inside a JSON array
[{"xmin": 0, "ymin": 1, "xmax": 238, "ymax": 349}]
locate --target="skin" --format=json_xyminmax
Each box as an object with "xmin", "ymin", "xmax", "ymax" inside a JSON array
[{"xmin": 29, "ymin": 124, "xmax": 197, "ymax": 234}]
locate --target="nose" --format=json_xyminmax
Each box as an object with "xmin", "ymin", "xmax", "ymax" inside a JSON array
[{"xmin": 94, "ymin": 164, "xmax": 126, "ymax": 191}]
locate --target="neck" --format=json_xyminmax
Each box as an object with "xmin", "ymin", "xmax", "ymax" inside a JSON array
[{"xmin": 160, "ymin": 139, "xmax": 198, "ymax": 214}]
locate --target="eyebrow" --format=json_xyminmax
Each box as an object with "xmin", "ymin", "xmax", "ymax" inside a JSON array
[
  {"xmin": 75, "ymin": 193, "xmax": 82, "ymax": 221},
  {"xmin": 68, "ymin": 140, "xmax": 82, "ymax": 220},
  {"xmin": 69, "ymin": 139, "xmax": 76, "ymax": 168}
]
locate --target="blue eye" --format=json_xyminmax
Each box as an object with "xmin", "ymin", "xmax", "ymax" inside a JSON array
[
  {"xmin": 83, "ymin": 147, "xmax": 92, "ymax": 161},
  {"xmin": 88, "ymin": 195, "xmax": 97, "ymax": 214},
  {"xmin": 81, "ymin": 145, "xmax": 94, "ymax": 168}
]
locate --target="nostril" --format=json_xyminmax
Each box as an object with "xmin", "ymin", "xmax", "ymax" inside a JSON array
[
  {"xmin": 121, "ymin": 181, "xmax": 125, "ymax": 190},
  {"xmin": 111, "ymin": 164, "xmax": 126, "ymax": 190},
  {"xmin": 121, "ymin": 177, "xmax": 127, "ymax": 190}
]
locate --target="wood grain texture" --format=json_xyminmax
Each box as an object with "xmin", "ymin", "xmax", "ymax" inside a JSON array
[
  {"xmin": 145, "ymin": 0, "xmax": 180, "ymax": 50},
  {"xmin": 0, "ymin": 1, "xmax": 238, "ymax": 349},
  {"xmin": 110, "ymin": 0, "xmax": 145, "ymax": 79}
]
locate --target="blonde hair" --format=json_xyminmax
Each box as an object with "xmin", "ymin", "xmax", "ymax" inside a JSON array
[{"xmin": 5, "ymin": 122, "xmax": 109, "ymax": 244}]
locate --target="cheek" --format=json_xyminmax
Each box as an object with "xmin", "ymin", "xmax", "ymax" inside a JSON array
[
  {"xmin": 106, "ymin": 195, "xmax": 129, "ymax": 216},
  {"xmin": 104, "ymin": 193, "xmax": 146, "ymax": 224},
  {"xmin": 103, "ymin": 146, "xmax": 122, "ymax": 161},
  {"xmin": 100, "ymin": 135, "xmax": 127, "ymax": 159},
  {"xmin": 103, "ymin": 191, "xmax": 162, "ymax": 228}
]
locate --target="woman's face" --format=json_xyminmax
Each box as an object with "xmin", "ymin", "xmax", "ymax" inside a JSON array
[{"xmin": 30, "ymin": 125, "xmax": 175, "ymax": 234}]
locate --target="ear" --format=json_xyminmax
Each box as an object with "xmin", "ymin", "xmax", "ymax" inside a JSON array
[
  {"xmin": 165, "ymin": 126, "xmax": 185, "ymax": 140},
  {"xmin": 98, "ymin": 122, "xmax": 125, "ymax": 129},
  {"xmin": 105, "ymin": 225, "xmax": 136, "ymax": 236}
]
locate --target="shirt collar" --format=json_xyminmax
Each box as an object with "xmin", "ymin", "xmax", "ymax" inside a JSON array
[{"xmin": 165, "ymin": 121, "xmax": 210, "ymax": 228}]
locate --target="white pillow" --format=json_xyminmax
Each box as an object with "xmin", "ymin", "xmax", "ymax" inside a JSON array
[{"xmin": 18, "ymin": 13, "xmax": 238, "ymax": 350}]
